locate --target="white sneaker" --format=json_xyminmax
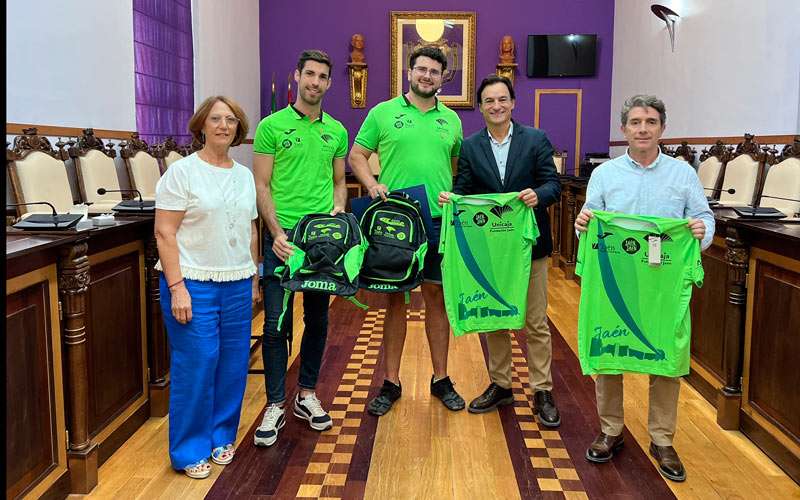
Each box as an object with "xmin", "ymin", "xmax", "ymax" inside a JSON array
[
  {"xmin": 254, "ymin": 404, "xmax": 285, "ymax": 447},
  {"xmin": 293, "ymin": 393, "xmax": 333, "ymax": 431}
]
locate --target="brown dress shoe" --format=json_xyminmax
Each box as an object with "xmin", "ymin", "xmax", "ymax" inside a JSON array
[
  {"xmin": 585, "ymin": 432, "xmax": 624, "ymax": 463},
  {"xmin": 649, "ymin": 443, "xmax": 686, "ymax": 482}
]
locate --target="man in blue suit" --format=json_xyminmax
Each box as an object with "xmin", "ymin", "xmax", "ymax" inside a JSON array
[{"xmin": 439, "ymin": 75, "xmax": 562, "ymax": 426}]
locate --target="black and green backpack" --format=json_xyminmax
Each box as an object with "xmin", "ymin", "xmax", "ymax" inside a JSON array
[
  {"xmin": 277, "ymin": 212, "xmax": 367, "ymax": 296},
  {"xmin": 358, "ymin": 192, "xmax": 428, "ymax": 294}
]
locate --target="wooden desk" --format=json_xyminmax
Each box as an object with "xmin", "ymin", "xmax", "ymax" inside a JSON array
[
  {"xmin": 7, "ymin": 232, "xmax": 79, "ymax": 499},
  {"xmin": 688, "ymin": 209, "xmax": 800, "ymax": 482},
  {"xmin": 6, "ymin": 217, "xmax": 168, "ymax": 494}
]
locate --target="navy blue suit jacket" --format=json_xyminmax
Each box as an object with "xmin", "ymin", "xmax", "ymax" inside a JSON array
[{"xmin": 453, "ymin": 120, "xmax": 561, "ymax": 260}]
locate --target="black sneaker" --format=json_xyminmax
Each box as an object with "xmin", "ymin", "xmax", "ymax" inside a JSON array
[
  {"xmin": 430, "ymin": 376, "xmax": 465, "ymax": 411},
  {"xmin": 367, "ymin": 380, "xmax": 402, "ymax": 416}
]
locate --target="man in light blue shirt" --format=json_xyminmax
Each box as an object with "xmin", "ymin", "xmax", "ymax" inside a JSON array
[
  {"xmin": 574, "ymin": 95, "xmax": 714, "ymax": 482},
  {"xmin": 489, "ymin": 120, "xmax": 513, "ymax": 182}
]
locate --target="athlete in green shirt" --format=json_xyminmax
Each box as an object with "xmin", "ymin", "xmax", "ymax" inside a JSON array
[
  {"xmin": 574, "ymin": 95, "xmax": 714, "ymax": 482},
  {"xmin": 349, "ymin": 46, "xmax": 465, "ymax": 415},
  {"xmin": 252, "ymin": 50, "xmax": 348, "ymax": 447}
]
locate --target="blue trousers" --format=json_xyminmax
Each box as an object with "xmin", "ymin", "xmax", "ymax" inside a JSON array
[
  {"xmin": 262, "ymin": 231, "xmax": 329, "ymax": 404},
  {"xmin": 159, "ymin": 275, "xmax": 252, "ymax": 470}
]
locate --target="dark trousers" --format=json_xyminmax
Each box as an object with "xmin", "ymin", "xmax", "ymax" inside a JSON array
[{"xmin": 262, "ymin": 231, "xmax": 329, "ymax": 404}]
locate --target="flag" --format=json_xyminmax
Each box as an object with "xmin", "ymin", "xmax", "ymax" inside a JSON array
[
  {"xmin": 287, "ymin": 72, "xmax": 294, "ymax": 105},
  {"xmin": 270, "ymin": 72, "xmax": 277, "ymax": 114}
]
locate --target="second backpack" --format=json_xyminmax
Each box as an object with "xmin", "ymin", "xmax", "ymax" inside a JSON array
[{"xmin": 359, "ymin": 191, "xmax": 428, "ymax": 293}]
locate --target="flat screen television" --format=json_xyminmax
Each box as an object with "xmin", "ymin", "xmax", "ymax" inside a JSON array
[{"xmin": 527, "ymin": 34, "xmax": 597, "ymax": 77}]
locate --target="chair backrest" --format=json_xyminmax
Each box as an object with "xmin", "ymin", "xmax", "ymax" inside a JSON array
[
  {"xmin": 156, "ymin": 136, "xmax": 185, "ymax": 172},
  {"xmin": 698, "ymin": 140, "xmax": 731, "ymax": 199},
  {"xmin": 719, "ymin": 134, "xmax": 762, "ymax": 206},
  {"xmin": 165, "ymin": 150, "xmax": 183, "ymax": 169},
  {"xmin": 7, "ymin": 128, "xmax": 74, "ymax": 216},
  {"xmin": 552, "ymin": 150, "xmax": 567, "ymax": 175},
  {"xmin": 760, "ymin": 138, "xmax": 800, "ymax": 216},
  {"xmin": 69, "ymin": 128, "xmax": 122, "ymax": 213},
  {"xmin": 672, "ymin": 141, "xmax": 696, "ymax": 164},
  {"xmin": 121, "ymin": 133, "xmax": 160, "ymax": 200}
]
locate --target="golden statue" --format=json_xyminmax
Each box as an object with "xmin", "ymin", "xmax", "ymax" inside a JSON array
[{"xmin": 350, "ymin": 33, "xmax": 365, "ymax": 64}]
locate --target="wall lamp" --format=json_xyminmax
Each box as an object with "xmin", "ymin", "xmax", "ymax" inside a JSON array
[{"xmin": 651, "ymin": 4, "xmax": 680, "ymax": 52}]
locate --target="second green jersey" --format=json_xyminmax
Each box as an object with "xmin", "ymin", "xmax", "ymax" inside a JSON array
[
  {"xmin": 440, "ymin": 193, "xmax": 539, "ymax": 336},
  {"xmin": 354, "ymin": 96, "xmax": 462, "ymax": 217},
  {"xmin": 576, "ymin": 211, "xmax": 704, "ymax": 377},
  {"xmin": 253, "ymin": 105, "xmax": 348, "ymax": 229}
]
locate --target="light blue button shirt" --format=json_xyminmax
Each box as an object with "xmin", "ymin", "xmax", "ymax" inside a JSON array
[
  {"xmin": 580, "ymin": 150, "xmax": 715, "ymax": 249},
  {"xmin": 488, "ymin": 122, "xmax": 513, "ymax": 182}
]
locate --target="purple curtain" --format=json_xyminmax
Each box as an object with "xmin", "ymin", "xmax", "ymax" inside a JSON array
[{"xmin": 133, "ymin": 0, "xmax": 194, "ymax": 147}]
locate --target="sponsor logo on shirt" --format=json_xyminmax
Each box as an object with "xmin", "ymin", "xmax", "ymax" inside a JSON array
[
  {"xmin": 320, "ymin": 133, "xmax": 334, "ymax": 143},
  {"xmin": 472, "ymin": 212, "xmax": 488, "ymax": 226},
  {"xmin": 643, "ymin": 232, "xmax": 673, "ymax": 242},
  {"xmin": 490, "ymin": 204, "xmax": 513, "ymax": 219},
  {"xmin": 622, "ymin": 237, "xmax": 641, "ymax": 254}
]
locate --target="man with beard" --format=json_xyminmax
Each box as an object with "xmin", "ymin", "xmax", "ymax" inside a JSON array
[
  {"xmin": 349, "ymin": 46, "xmax": 465, "ymax": 416},
  {"xmin": 252, "ymin": 50, "xmax": 349, "ymax": 446}
]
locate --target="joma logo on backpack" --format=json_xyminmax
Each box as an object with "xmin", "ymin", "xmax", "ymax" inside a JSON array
[
  {"xmin": 301, "ymin": 280, "xmax": 336, "ymax": 291},
  {"xmin": 368, "ymin": 284, "xmax": 397, "ymax": 291}
]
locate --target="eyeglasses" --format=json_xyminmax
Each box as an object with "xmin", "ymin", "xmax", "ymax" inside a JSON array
[
  {"xmin": 208, "ymin": 115, "xmax": 239, "ymax": 126},
  {"xmin": 412, "ymin": 66, "xmax": 442, "ymax": 78}
]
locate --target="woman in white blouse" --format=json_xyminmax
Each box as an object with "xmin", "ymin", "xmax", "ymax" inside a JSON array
[{"xmin": 154, "ymin": 96, "xmax": 260, "ymax": 479}]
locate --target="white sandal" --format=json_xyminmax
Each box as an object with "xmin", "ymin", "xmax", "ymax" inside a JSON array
[
  {"xmin": 184, "ymin": 459, "xmax": 211, "ymax": 479},
  {"xmin": 211, "ymin": 444, "xmax": 235, "ymax": 465}
]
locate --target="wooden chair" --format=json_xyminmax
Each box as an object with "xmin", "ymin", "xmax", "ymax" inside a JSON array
[
  {"xmin": 672, "ymin": 141, "xmax": 696, "ymax": 164},
  {"xmin": 120, "ymin": 133, "xmax": 161, "ymax": 200},
  {"xmin": 552, "ymin": 150, "xmax": 568, "ymax": 175},
  {"xmin": 758, "ymin": 137, "xmax": 800, "ymax": 216},
  {"xmin": 157, "ymin": 136, "xmax": 185, "ymax": 173},
  {"xmin": 6, "ymin": 127, "xmax": 74, "ymax": 216},
  {"xmin": 719, "ymin": 134, "xmax": 765, "ymax": 206},
  {"xmin": 698, "ymin": 140, "xmax": 731, "ymax": 199},
  {"xmin": 69, "ymin": 128, "xmax": 124, "ymax": 213}
]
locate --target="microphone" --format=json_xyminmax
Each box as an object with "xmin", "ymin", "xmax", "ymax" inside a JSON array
[
  {"xmin": 6, "ymin": 201, "xmax": 82, "ymax": 228},
  {"xmin": 703, "ymin": 187, "xmax": 735, "ymax": 195},
  {"xmin": 97, "ymin": 187, "xmax": 143, "ymax": 206}
]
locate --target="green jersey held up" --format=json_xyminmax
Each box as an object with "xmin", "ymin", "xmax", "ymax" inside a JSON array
[
  {"xmin": 441, "ymin": 193, "xmax": 539, "ymax": 336},
  {"xmin": 576, "ymin": 211, "xmax": 704, "ymax": 377}
]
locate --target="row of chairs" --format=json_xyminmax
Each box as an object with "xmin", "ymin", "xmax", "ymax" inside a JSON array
[
  {"xmin": 662, "ymin": 135, "xmax": 800, "ymax": 216},
  {"xmin": 7, "ymin": 128, "xmax": 200, "ymax": 216}
]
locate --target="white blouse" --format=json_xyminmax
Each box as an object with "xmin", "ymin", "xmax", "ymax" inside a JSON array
[{"xmin": 154, "ymin": 153, "xmax": 258, "ymax": 282}]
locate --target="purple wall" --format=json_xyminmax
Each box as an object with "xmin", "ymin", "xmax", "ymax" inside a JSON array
[{"xmin": 259, "ymin": 0, "xmax": 614, "ymax": 168}]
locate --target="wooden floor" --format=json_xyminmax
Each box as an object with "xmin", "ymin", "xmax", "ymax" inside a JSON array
[{"xmin": 70, "ymin": 267, "xmax": 800, "ymax": 499}]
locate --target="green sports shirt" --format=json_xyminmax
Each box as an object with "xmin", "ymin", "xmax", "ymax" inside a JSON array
[
  {"xmin": 440, "ymin": 193, "xmax": 539, "ymax": 336},
  {"xmin": 576, "ymin": 211, "xmax": 704, "ymax": 377},
  {"xmin": 253, "ymin": 105, "xmax": 348, "ymax": 229},
  {"xmin": 354, "ymin": 95, "xmax": 463, "ymax": 217}
]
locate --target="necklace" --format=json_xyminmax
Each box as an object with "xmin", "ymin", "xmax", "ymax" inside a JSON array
[{"xmin": 202, "ymin": 154, "xmax": 240, "ymax": 248}]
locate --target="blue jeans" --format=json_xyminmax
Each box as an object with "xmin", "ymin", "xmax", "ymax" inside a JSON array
[
  {"xmin": 159, "ymin": 276, "xmax": 251, "ymax": 470},
  {"xmin": 262, "ymin": 231, "xmax": 330, "ymax": 404}
]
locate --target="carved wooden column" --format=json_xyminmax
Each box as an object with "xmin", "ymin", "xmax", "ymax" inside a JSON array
[
  {"xmin": 58, "ymin": 240, "xmax": 98, "ymax": 494},
  {"xmin": 144, "ymin": 234, "xmax": 170, "ymax": 417},
  {"xmin": 562, "ymin": 187, "xmax": 578, "ymax": 279},
  {"xmin": 550, "ymin": 195, "xmax": 562, "ymax": 268},
  {"xmin": 717, "ymin": 226, "xmax": 748, "ymax": 429}
]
